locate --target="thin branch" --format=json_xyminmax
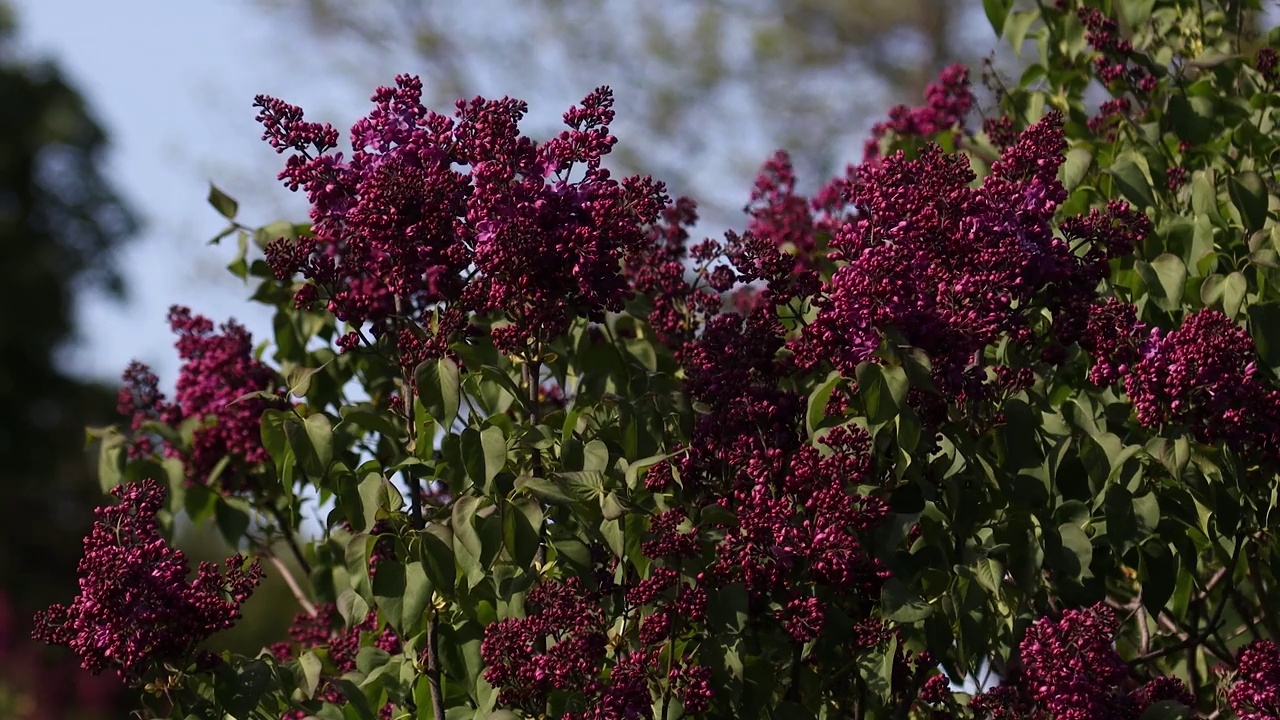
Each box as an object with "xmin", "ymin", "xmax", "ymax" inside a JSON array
[
  {"xmin": 265, "ymin": 553, "xmax": 316, "ymax": 617},
  {"xmin": 426, "ymin": 611, "xmax": 446, "ymax": 720},
  {"xmin": 268, "ymin": 505, "xmax": 312, "ymax": 575},
  {"xmin": 1138, "ymin": 606, "xmax": 1152, "ymax": 655}
]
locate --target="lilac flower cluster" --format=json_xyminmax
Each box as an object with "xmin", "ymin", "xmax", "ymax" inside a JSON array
[
  {"xmin": 971, "ymin": 604, "xmax": 1192, "ymax": 720},
  {"xmin": 794, "ymin": 114, "xmax": 1089, "ymax": 396},
  {"xmin": 1079, "ymin": 7, "xmax": 1154, "ymax": 93},
  {"xmin": 1126, "ymin": 309, "xmax": 1280, "ymax": 459},
  {"xmin": 1230, "ymin": 641, "xmax": 1280, "ymax": 720},
  {"xmin": 119, "ymin": 307, "xmax": 280, "ymax": 493},
  {"xmin": 672, "ymin": 305, "xmax": 890, "ymax": 644},
  {"xmin": 623, "ymin": 197, "xmax": 726, "ymax": 358},
  {"xmin": 1258, "ymin": 47, "xmax": 1279, "ymax": 84},
  {"xmin": 479, "ymin": 577, "xmax": 611, "ymax": 712},
  {"xmin": 746, "ymin": 151, "xmax": 819, "ymax": 268},
  {"xmin": 864, "ymin": 64, "xmax": 973, "ymax": 162},
  {"xmin": 271, "ymin": 604, "xmax": 400, "ymax": 719},
  {"xmin": 32, "ymin": 480, "xmax": 263, "ymax": 684},
  {"xmin": 256, "ymin": 76, "xmax": 667, "ymax": 363},
  {"xmin": 480, "ymin": 571, "xmax": 713, "ymax": 717}
]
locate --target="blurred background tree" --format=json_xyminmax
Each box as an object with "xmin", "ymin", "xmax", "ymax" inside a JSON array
[
  {"xmin": 0, "ymin": 5, "xmax": 307, "ymax": 712},
  {"xmin": 0, "ymin": 1, "xmax": 139, "ymax": 716},
  {"xmin": 0, "ymin": 2, "xmax": 137, "ymax": 611},
  {"xmin": 257, "ymin": 0, "xmax": 985, "ymax": 223}
]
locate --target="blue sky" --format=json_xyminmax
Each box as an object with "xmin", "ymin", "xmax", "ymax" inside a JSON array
[{"xmin": 15, "ymin": 0, "xmax": 371, "ymax": 386}]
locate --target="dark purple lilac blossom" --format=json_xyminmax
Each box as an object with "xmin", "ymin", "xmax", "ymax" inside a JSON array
[
  {"xmin": 118, "ymin": 307, "xmax": 280, "ymax": 493},
  {"xmin": 1231, "ymin": 641, "xmax": 1280, "ymax": 720},
  {"xmin": 256, "ymin": 77, "xmax": 667, "ymax": 365},
  {"xmin": 32, "ymin": 480, "xmax": 262, "ymax": 684}
]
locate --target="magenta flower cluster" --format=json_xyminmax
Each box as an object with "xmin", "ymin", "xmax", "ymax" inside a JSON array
[
  {"xmin": 972, "ymin": 604, "xmax": 1191, "ymax": 720},
  {"xmin": 271, "ymin": 603, "xmax": 400, "ymax": 719},
  {"xmin": 482, "ymin": 577, "xmax": 646, "ymax": 717},
  {"xmin": 794, "ymin": 113, "xmax": 1125, "ymax": 400},
  {"xmin": 1231, "ymin": 640, "xmax": 1280, "ymax": 720},
  {"xmin": 256, "ymin": 76, "xmax": 667, "ymax": 364},
  {"xmin": 1126, "ymin": 309, "xmax": 1280, "ymax": 459},
  {"xmin": 623, "ymin": 197, "xmax": 727, "ymax": 359},
  {"xmin": 118, "ymin": 306, "xmax": 280, "ymax": 492},
  {"xmin": 31, "ymin": 480, "xmax": 263, "ymax": 684},
  {"xmin": 481, "ymin": 570, "xmax": 713, "ymax": 718},
  {"xmin": 864, "ymin": 64, "xmax": 973, "ymax": 161},
  {"xmin": 667, "ymin": 304, "xmax": 890, "ymax": 647}
]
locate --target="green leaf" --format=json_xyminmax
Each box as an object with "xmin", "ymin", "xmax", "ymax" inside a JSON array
[
  {"xmin": 974, "ymin": 556, "xmax": 1006, "ymax": 597},
  {"xmin": 1109, "ymin": 151, "xmax": 1156, "ymax": 209},
  {"xmin": 601, "ymin": 492, "xmax": 627, "ymax": 521},
  {"xmin": 298, "ymin": 651, "xmax": 323, "ymax": 698},
  {"xmin": 1053, "ymin": 523, "xmax": 1094, "ymax": 580},
  {"xmin": 515, "ymin": 475, "xmax": 574, "ymax": 505},
  {"xmin": 983, "ymin": 0, "xmax": 1013, "ymax": 35},
  {"xmin": 1169, "ymin": 95, "xmax": 1217, "ymax": 146},
  {"xmin": 356, "ymin": 471, "xmax": 402, "ymax": 531},
  {"xmin": 806, "ymin": 372, "xmax": 843, "ymax": 439},
  {"xmin": 339, "ymin": 405, "xmax": 403, "ymax": 439},
  {"xmin": 1139, "ymin": 700, "xmax": 1192, "ymax": 720},
  {"xmin": 1191, "ymin": 171, "xmax": 1222, "ymax": 222},
  {"xmin": 207, "ymin": 183, "xmax": 239, "ymax": 219},
  {"xmin": 1117, "ymin": 0, "xmax": 1155, "ymax": 28},
  {"xmin": 1135, "ymin": 254, "xmax": 1186, "ymax": 311},
  {"xmin": 184, "ymin": 483, "xmax": 218, "ymax": 524},
  {"xmin": 215, "ymin": 495, "xmax": 252, "ymax": 545},
  {"xmin": 413, "ymin": 400, "xmax": 436, "ymax": 461},
  {"xmin": 601, "ymin": 515, "xmax": 624, "ymax": 557},
  {"xmin": 1060, "ymin": 147, "xmax": 1093, "ymax": 191},
  {"xmin": 462, "ymin": 426, "xmax": 507, "ymax": 491},
  {"xmin": 856, "ymin": 635, "xmax": 897, "ymax": 702},
  {"xmin": 452, "ymin": 496, "xmax": 486, "ymax": 585},
  {"xmin": 213, "ymin": 659, "xmax": 273, "ymax": 717},
  {"xmin": 419, "ymin": 524, "xmax": 457, "ymax": 596},
  {"xmin": 480, "ymin": 365, "xmax": 526, "ymax": 412},
  {"xmin": 97, "ymin": 430, "xmax": 126, "ymax": 493},
  {"xmin": 415, "ymin": 357, "xmax": 461, "ymax": 429},
  {"xmin": 285, "ymin": 363, "xmax": 327, "ymax": 398},
  {"xmin": 1248, "ymin": 301, "xmax": 1280, "ymax": 373},
  {"xmin": 372, "ymin": 560, "xmax": 407, "ymax": 633},
  {"xmin": 582, "ymin": 439, "xmax": 610, "ymax": 473},
  {"xmin": 285, "ymin": 413, "xmax": 333, "ymax": 479},
  {"xmin": 1134, "ymin": 493, "xmax": 1160, "ymax": 534},
  {"xmin": 401, "ymin": 561, "xmax": 432, "ymax": 633},
  {"xmin": 1223, "ymin": 271, "xmax": 1247, "ymax": 318},
  {"xmin": 881, "ymin": 577, "xmax": 933, "ymax": 622},
  {"xmin": 1005, "ymin": 11, "xmax": 1039, "ymax": 54},
  {"xmin": 502, "ymin": 496, "xmax": 542, "ymax": 569},
  {"xmin": 329, "ymin": 678, "xmax": 377, "ymax": 720},
  {"xmin": 1229, "ymin": 171, "xmax": 1270, "ymax": 232},
  {"xmin": 855, "ymin": 362, "xmax": 908, "ymax": 425},
  {"xmin": 336, "ymin": 588, "xmax": 370, "ymax": 629},
  {"xmin": 1140, "ymin": 541, "xmax": 1176, "ymax": 615}
]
